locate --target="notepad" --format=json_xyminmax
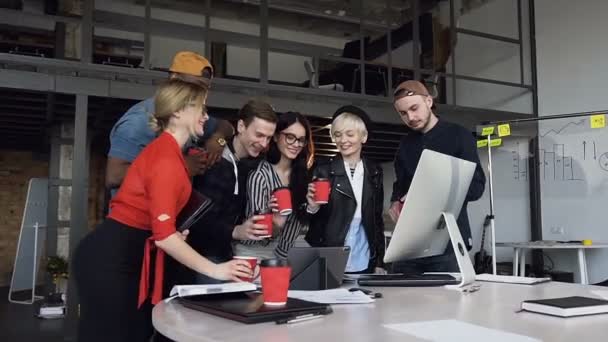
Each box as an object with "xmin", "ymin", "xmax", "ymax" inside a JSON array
[{"xmin": 521, "ymin": 296, "xmax": 608, "ymax": 317}]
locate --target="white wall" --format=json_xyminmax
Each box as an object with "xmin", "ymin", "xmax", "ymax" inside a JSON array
[{"xmin": 535, "ymin": 0, "xmax": 608, "ymax": 284}]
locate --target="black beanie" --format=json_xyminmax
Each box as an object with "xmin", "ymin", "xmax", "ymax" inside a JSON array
[{"xmin": 331, "ymin": 105, "xmax": 372, "ymax": 133}]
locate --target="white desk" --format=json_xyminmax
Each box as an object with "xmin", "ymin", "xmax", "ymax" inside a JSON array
[
  {"xmin": 153, "ymin": 282, "xmax": 608, "ymax": 342},
  {"xmin": 497, "ymin": 242, "xmax": 608, "ymax": 284}
]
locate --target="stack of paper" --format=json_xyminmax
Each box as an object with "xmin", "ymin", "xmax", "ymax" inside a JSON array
[{"xmin": 288, "ymin": 288, "xmax": 375, "ymax": 304}]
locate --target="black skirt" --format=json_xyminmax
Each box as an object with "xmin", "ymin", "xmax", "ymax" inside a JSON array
[{"xmin": 72, "ymin": 218, "xmax": 154, "ymax": 342}]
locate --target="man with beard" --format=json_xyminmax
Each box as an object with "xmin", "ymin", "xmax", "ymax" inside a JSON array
[{"xmin": 389, "ymin": 80, "xmax": 486, "ymax": 273}]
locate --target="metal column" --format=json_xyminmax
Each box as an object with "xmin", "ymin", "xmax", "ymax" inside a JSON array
[
  {"xmin": 528, "ymin": 0, "xmax": 544, "ymax": 276},
  {"xmin": 65, "ymin": 95, "xmax": 90, "ymax": 341},
  {"xmin": 358, "ymin": 0, "xmax": 365, "ymax": 95},
  {"xmin": 449, "ymin": 0, "xmax": 457, "ymax": 105},
  {"xmin": 143, "ymin": 0, "xmax": 151, "ymax": 70},
  {"xmin": 260, "ymin": 0, "xmax": 269, "ymax": 85},
  {"xmin": 65, "ymin": 0, "xmax": 93, "ymax": 339},
  {"xmin": 413, "ymin": 0, "xmax": 421, "ymax": 81}
]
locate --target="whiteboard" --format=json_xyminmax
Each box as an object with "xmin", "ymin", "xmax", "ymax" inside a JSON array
[
  {"xmin": 9, "ymin": 178, "xmax": 48, "ymax": 304},
  {"xmin": 478, "ymin": 116, "xmax": 608, "ymax": 282},
  {"xmin": 535, "ymin": 117, "xmax": 608, "ymax": 240}
]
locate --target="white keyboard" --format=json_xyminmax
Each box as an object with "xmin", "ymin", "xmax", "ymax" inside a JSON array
[{"xmin": 475, "ymin": 273, "xmax": 551, "ymax": 285}]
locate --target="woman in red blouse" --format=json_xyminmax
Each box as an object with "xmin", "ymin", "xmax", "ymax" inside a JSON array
[{"xmin": 72, "ymin": 79, "xmax": 253, "ymax": 342}]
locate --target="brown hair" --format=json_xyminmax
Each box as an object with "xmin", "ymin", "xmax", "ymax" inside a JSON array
[
  {"xmin": 238, "ymin": 99, "xmax": 277, "ymax": 127},
  {"xmin": 150, "ymin": 79, "xmax": 208, "ymax": 133}
]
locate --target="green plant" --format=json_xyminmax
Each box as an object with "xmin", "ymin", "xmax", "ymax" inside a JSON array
[{"xmin": 46, "ymin": 256, "xmax": 69, "ymax": 282}]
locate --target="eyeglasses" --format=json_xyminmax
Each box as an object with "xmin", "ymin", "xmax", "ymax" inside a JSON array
[{"xmin": 281, "ymin": 132, "xmax": 307, "ymax": 147}]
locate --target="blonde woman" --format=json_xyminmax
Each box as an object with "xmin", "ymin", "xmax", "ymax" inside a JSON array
[
  {"xmin": 72, "ymin": 80, "xmax": 253, "ymax": 342},
  {"xmin": 306, "ymin": 106, "xmax": 386, "ymax": 274}
]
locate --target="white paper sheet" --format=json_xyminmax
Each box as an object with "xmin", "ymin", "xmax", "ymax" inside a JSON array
[
  {"xmin": 288, "ymin": 288, "xmax": 375, "ymax": 304},
  {"xmin": 384, "ymin": 319, "xmax": 541, "ymax": 342},
  {"xmin": 591, "ymin": 290, "xmax": 608, "ymax": 300},
  {"xmin": 476, "ymin": 273, "xmax": 551, "ymax": 285}
]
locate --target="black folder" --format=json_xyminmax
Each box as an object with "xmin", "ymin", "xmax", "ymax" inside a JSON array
[
  {"xmin": 176, "ymin": 189, "xmax": 213, "ymax": 232},
  {"xmin": 178, "ymin": 292, "xmax": 332, "ymax": 324}
]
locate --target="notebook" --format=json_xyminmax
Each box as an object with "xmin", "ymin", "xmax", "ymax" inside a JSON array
[
  {"xmin": 176, "ymin": 189, "xmax": 213, "ymax": 232},
  {"xmin": 521, "ymin": 296, "xmax": 608, "ymax": 317}
]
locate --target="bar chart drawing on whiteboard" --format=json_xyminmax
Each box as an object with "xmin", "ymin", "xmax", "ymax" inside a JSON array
[{"xmin": 539, "ymin": 144, "xmax": 583, "ymax": 181}]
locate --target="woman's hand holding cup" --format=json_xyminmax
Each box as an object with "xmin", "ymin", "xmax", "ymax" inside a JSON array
[
  {"xmin": 232, "ymin": 215, "xmax": 271, "ymax": 240},
  {"xmin": 211, "ymin": 259, "xmax": 254, "ymax": 282},
  {"xmin": 306, "ymin": 183, "xmax": 320, "ymax": 212}
]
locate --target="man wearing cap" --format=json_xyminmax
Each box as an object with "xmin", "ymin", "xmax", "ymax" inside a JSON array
[
  {"xmin": 389, "ymin": 80, "xmax": 486, "ymax": 272},
  {"xmin": 105, "ymin": 51, "xmax": 234, "ymax": 196}
]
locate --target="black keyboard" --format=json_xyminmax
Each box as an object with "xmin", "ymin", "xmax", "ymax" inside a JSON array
[{"xmin": 356, "ymin": 274, "xmax": 459, "ymax": 287}]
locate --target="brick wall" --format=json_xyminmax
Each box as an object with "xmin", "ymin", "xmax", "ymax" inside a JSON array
[{"xmin": 0, "ymin": 149, "xmax": 106, "ymax": 287}]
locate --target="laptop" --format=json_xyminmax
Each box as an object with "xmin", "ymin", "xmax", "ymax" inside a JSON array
[
  {"xmin": 176, "ymin": 189, "xmax": 213, "ymax": 232},
  {"xmin": 178, "ymin": 292, "xmax": 331, "ymax": 324},
  {"xmin": 287, "ymin": 247, "xmax": 350, "ymax": 290}
]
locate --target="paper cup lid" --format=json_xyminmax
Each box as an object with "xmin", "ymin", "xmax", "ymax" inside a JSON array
[{"xmin": 260, "ymin": 258, "xmax": 289, "ymax": 267}]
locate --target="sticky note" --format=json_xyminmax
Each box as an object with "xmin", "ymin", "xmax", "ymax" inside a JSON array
[
  {"xmin": 489, "ymin": 138, "xmax": 502, "ymax": 147},
  {"xmin": 481, "ymin": 126, "xmax": 495, "ymax": 136},
  {"xmin": 477, "ymin": 140, "xmax": 488, "ymax": 148},
  {"xmin": 498, "ymin": 124, "xmax": 511, "ymax": 137},
  {"xmin": 590, "ymin": 114, "xmax": 605, "ymax": 129}
]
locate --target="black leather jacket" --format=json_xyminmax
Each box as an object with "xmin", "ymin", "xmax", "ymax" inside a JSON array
[{"xmin": 305, "ymin": 156, "xmax": 386, "ymax": 268}]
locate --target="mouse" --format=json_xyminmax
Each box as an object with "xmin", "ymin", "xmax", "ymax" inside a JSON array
[{"xmin": 348, "ymin": 288, "xmax": 382, "ymax": 298}]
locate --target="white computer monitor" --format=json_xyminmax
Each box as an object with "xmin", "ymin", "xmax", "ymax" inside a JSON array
[{"xmin": 384, "ymin": 149, "xmax": 477, "ymax": 287}]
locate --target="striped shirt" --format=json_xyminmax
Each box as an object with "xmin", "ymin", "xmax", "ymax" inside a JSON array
[{"xmin": 239, "ymin": 160, "xmax": 308, "ymax": 258}]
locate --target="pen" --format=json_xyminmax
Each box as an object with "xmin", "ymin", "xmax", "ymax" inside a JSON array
[{"xmin": 276, "ymin": 313, "xmax": 324, "ymax": 325}]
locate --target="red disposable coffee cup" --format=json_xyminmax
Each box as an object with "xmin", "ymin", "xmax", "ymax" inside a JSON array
[
  {"xmin": 260, "ymin": 258, "xmax": 291, "ymax": 306},
  {"xmin": 313, "ymin": 178, "xmax": 331, "ymax": 204},
  {"xmin": 233, "ymin": 256, "xmax": 258, "ymax": 282},
  {"xmin": 273, "ymin": 187, "xmax": 292, "ymax": 216},
  {"xmin": 255, "ymin": 210, "xmax": 273, "ymax": 238}
]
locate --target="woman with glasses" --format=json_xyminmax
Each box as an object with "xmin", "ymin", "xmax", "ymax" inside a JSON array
[
  {"xmin": 235, "ymin": 111, "xmax": 319, "ymax": 259},
  {"xmin": 72, "ymin": 80, "xmax": 253, "ymax": 342}
]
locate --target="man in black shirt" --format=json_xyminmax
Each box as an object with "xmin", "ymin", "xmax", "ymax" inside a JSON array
[{"xmin": 389, "ymin": 80, "xmax": 486, "ymax": 272}]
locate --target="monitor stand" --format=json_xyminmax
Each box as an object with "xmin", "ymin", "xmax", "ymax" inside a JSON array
[{"xmin": 441, "ymin": 212, "xmax": 476, "ymax": 289}]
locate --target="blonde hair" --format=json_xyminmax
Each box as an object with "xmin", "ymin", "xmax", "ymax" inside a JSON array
[
  {"xmin": 330, "ymin": 112, "xmax": 368, "ymax": 139},
  {"xmin": 149, "ymin": 79, "xmax": 208, "ymax": 133}
]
